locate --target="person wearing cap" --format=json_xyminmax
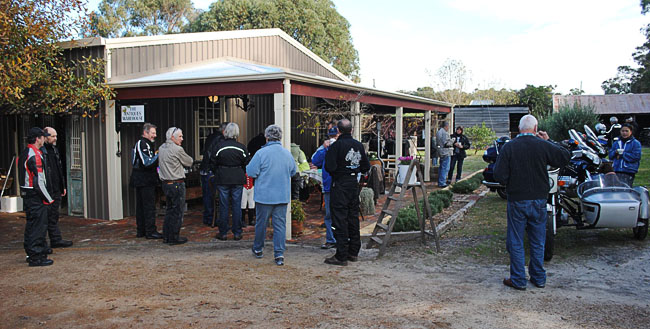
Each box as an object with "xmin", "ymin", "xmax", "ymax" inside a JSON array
[
  {"xmin": 324, "ymin": 119, "xmax": 370, "ymax": 266},
  {"xmin": 19, "ymin": 127, "xmax": 55, "ymax": 266},
  {"xmin": 311, "ymin": 126, "xmax": 340, "ymax": 249},
  {"xmin": 606, "ymin": 116, "xmax": 622, "ymax": 149},
  {"xmin": 130, "ymin": 123, "xmax": 163, "ymax": 239},
  {"xmin": 158, "ymin": 127, "xmax": 194, "ymax": 245},
  {"xmin": 41, "ymin": 127, "xmax": 73, "ymax": 249}
]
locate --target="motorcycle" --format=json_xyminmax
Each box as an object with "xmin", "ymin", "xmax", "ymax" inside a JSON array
[
  {"xmin": 480, "ymin": 126, "xmax": 649, "ymax": 261},
  {"xmin": 545, "ymin": 125, "xmax": 649, "ymax": 260}
]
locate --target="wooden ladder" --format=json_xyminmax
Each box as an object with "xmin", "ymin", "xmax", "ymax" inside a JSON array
[{"xmin": 366, "ymin": 159, "xmax": 440, "ymax": 258}]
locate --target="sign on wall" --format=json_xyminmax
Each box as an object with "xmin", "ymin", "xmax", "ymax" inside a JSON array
[{"xmin": 121, "ymin": 105, "xmax": 145, "ymax": 122}]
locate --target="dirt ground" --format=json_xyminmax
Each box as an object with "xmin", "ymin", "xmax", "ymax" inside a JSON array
[{"xmin": 1, "ymin": 231, "xmax": 649, "ymax": 329}]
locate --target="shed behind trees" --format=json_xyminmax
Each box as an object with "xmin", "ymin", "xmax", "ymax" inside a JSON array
[{"xmin": 454, "ymin": 105, "xmax": 529, "ymax": 138}]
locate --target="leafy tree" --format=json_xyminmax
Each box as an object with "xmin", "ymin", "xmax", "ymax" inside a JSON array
[
  {"xmin": 470, "ymin": 88, "xmax": 519, "ymax": 105},
  {"xmin": 187, "ymin": 0, "xmax": 360, "ymax": 80},
  {"xmin": 602, "ymin": 1, "xmax": 650, "ymax": 94},
  {"xmin": 538, "ymin": 103, "xmax": 599, "ymax": 141},
  {"xmin": 569, "ymin": 88, "xmax": 585, "ymax": 95},
  {"xmin": 0, "ymin": 0, "xmax": 113, "ymax": 114},
  {"xmin": 464, "ymin": 123, "xmax": 496, "ymax": 155},
  {"xmin": 87, "ymin": 0, "xmax": 196, "ymax": 37},
  {"xmin": 517, "ymin": 84, "xmax": 556, "ymax": 118}
]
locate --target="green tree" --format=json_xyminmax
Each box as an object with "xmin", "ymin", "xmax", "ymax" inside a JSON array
[
  {"xmin": 602, "ymin": 1, "xmax": 650, "ymax": 94},
  {"xmin": 470, "ymin": 88, "xmax": 519, "ymax": 105},
  {"xmin": 0, "ymin": 0, "xmax": 113, "ymax": 114},
  {"xmin": 538, "ymin": 103, "xmax": 599, "ymax": 141},
  {"xmin": 517, "ymin": 84, "xmax": 556, "ymax": 118},
  {"xmin": 464, "ymin": 123, "xmax": 496, "ymax": 155},
  {"xmin": 187, "ymin": 0, "xmax": 360, "ymax": 80},
  {"xmin": 87, "ymin": 0, "xmax": 196, "ymax": 37},
  {"xmin": 569, "ymin": 88, "xmax": 585, "ymax": 95}
]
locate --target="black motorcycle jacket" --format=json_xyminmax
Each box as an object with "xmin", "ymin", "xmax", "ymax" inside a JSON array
[
  {"xmin": 210, "ymin": 138, "xmax": 248, "ymax": 185},
  {"xmin": 324, "ymin": 133, "xmax": 370, "ymax": 181},
  {"xmin": 41, "ymin": 143, "xmax": 66, "ymax": 194},
  {"xmin": 130, "ymin": 137, "xmax": 159, "ymax": 187}
]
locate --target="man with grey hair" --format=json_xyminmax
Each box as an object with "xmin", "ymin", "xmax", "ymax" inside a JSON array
[
  {"xmin": 494, "ymin": 114, "xmax": 570, "ymax": 290},
  {"xmin": 211, "ymin": 122, "xmax": 249, "ymax": 241},
  {"xmin": 436, "ymin": 121, "xmax": 453, "ymax": 187},
  {"xmin": 41, "ymin": 127, "xmax": 72, "ymax": 249},
  {"xmin": 158, "ymin": 127, "xmax": 194, "ymax": 245},
  {"xmin": 247, "ymin": 124, "xmax": 296, "ymax": 266},
  {"xmin": 130, "ymin": 123, "xmax": 162, "ymax": 239}
]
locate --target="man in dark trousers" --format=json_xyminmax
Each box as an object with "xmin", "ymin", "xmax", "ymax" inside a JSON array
[
  {"xmin": 19, "ymin": 127, "xmax": 55, "ymax": 266},
  {"xmin": 130, "ymin": 123, "xmax": 163, "ymax": 239},
  {"xmin": 324, "ymin": 119, "xmax": 370, "ymax": 266},
  {"xmin": 199, "ymin": 123, "xmax": 227, "ymax": 226},
  {"xmin": 42, "ymin": 127, "xmax": 73, "ymax": 249},
  {"xmin": 494, "ymin": 115, "xmax": 570, "ymax": 290}
]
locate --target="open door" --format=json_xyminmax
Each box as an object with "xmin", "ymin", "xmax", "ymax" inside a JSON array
[{"xmin": 66, "ymin": 115, "xmax": 83, "ymax": 216}]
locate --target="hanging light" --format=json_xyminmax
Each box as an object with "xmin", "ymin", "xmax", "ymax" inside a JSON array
[{"xmin": 208, "ymin": 95, "xmax": 219, "ymax": 103}]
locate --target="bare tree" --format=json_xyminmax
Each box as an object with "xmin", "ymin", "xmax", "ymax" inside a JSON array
[{"xmin": 429, "ymin": 58, "xmax": 472, "ymax": 105}]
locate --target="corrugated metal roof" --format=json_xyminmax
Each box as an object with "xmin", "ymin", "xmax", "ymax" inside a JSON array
[{"xmin": 553, "ymin": 94, "xmax": 650, "ymax": 114}]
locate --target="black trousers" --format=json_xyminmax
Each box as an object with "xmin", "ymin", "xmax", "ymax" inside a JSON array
[
  {"xmin": 162, "ymin": 182, "xmax": 186, "ymax": 242},
  {"xmin": 135, "ymin": 185, "xmax": 158, "ymax": 235},
  {"xmin": 47, "ymin": 193, "xmax": 63, "ymax": 242},
  {"xmin": 24, "ymin": 194, "xmax": 49, "ymax": 258},
  {"xmin": 330, "ymin": 177, "xmax": 361, "ymax": 261},
  {"xmin": 448, "ymin": 155, "xmax": 465, "ymax": 181}
]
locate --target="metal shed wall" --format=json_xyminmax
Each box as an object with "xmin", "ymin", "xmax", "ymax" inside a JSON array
[
  {"xmin": 66, "ymin": 45, "xmax": 111, "ymax": 220},
  {"xmin": 110, "ymin": 36, "xmax": 341, "ymax": 82},
  {"xmin": 454, "ymin": 106, "xmax": 529, "ymax": 138}
]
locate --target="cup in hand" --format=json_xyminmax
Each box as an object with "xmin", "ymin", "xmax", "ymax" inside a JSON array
[{"xmin": 617, "ymin": 148, "xmax": 624, "ymax": 155}]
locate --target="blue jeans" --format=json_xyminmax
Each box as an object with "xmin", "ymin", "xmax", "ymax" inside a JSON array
[
  {"xmin": 201, "ymin": 173, "xmax": 216, "ymax": 225},
  {"xmin": 438, "ymin": 156, "xmax": 450, "ymax": 186},
  {"xmin": 324, "ymin": 192, "xmax": 336, "ymax": 243},
  {"xmin": 252, "ymin": 203, "xmax": 287, "ymax": 258},
  {"xmin": 216, "ymin": 185, "xmax": 243, "ymax": 236},
  {"xmin": 506, "ymin": 199, "xmax": 547, "ymax": 288}
]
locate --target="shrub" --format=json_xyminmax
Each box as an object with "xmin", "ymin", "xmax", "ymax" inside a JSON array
[
  {"xmin": 450, "ymin": 174, "xmax": 482, "ymax": 194},
  {"xmin": 538, "ymin": 103, "xmax": 599, "ymax": 141},
  {"xmin": 392, "ymin": 189, "xmax": 454, "ymax": 232},
  {"xmin": 464, "ymin": 123, "xmax": 497, "ymax": 154},
  {"xmin": 290, "ymin": 200, "xmax": 305, "ymax": 223}
]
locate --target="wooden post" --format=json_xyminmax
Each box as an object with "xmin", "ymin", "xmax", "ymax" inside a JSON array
[
  {"xmin": 395, "ymin": 107, "xmax": 403, "ymax": 160},
  {"xmin": 424, "ymin": 110, "xmax": 431, "ymax": 181}
]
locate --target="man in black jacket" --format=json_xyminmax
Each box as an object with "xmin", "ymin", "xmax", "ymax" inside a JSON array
[
  {"xmin": 199, "ymin": 122, "xmax": 228, "ymax": 226},
  {"xmin": 494, "ymin": 115, "xmax": 570, "ymax": 290},
  {"xmin": 130, "ymin": 123, "xmax": 162, "ymax": 239},
  {"xmin": 324, "ymin": 119, "xmax": 370, "ymax": 266},
  {"xmin": 211, "ymin": 122, "xmax": 249, "ymax": 240},
  {"xmin": 19, "ymin": 127, "xmax": 55, "ymax": 266},
  {"xmin": 42, "ymin": 127, "xmax": 73, "ymax": 249}
]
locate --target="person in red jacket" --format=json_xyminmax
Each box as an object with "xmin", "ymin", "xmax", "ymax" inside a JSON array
[{"xmin": 19, "ymin": 127, "xmax": 55, "ymax": 267}]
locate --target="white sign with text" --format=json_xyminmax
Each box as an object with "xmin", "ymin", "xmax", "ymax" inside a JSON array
[{"xmin": 121, "ymin": 105, "xmax": 145, "ymax": 122}]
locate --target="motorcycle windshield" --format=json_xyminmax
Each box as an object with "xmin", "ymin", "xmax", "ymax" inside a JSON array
[{"xmin": 578, "ymin": 174, "xmax": 630, "ymax": 195}]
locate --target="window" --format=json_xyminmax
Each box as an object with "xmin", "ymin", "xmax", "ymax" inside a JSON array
[{"xmin": 196, "ymin": 97, "xmax": 221, "ymax": 158}]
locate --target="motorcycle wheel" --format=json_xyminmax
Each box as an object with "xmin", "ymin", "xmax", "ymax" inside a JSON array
[
  {"xmin": 544, "ymin": 211, "xmax": 555, "ymax": 261},
  {"xmin": 633, "ymin": 219, "xmax": 648, "ymax": 240},
  {"xmin": 496, "ymin": 188, "xmax": 507, "ymax": 200}
]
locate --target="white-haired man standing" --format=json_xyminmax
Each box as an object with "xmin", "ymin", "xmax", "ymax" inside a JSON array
[
  {"xmin": 494, "ymin": 114, "xmax": 570, "ymax": 290},
  {"xmin": 211, "ymin": 122, "xmax": 249, "ymax": 241},
  {"xmin": 158, "ymin": 127, "xmax": 194, "ymax": 245}
]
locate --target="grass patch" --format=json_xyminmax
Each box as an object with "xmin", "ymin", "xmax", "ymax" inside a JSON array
[
  {"xmin": 461, "ymin": 153, "xmax": 487, "ymax": 175},
  {"xmin": 443, "ymin": 193, "xmax": 649, "ymax": 264},
  {"xmin": 634, "ymin": 147, "xmax": 649, "ymax": 188}
]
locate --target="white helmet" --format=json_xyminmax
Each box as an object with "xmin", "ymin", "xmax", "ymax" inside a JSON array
[
  {"xmin": 609, "ymin": 116, "xmax": 618, "ymax": 124},
  {"xmin": 595, "ymin": 123, "xmax": 606, "ymax": 134}
]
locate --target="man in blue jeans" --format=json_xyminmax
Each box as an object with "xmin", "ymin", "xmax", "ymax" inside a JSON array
[
  {"xmin": 436, "ymin": 121, "xmax": 453, "ymax": 187},
  {"xmin": 311, "ymin": 127, "xmax": 339, "ymax": 249},
  {"xmin": 247, "ymin": 125, "xmax": 297, "ymax": 266},
  {"xmin": 211, "ymin": 123, "xmax": 249, "ymax": 241},
  {"xmin": 494, "ymin": 115, "xmax": 570, "ymax": 290}
]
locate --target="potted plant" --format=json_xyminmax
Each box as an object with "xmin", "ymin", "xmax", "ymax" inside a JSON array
[
  {"xmin": 368, "ymin": 151, "xmax": 381, "ymax": 167},
  {"xmin": 397, "ymin": 156, "xmax": 417, "ymax": 185},
  {"xmin": 290, "ymin": 199, "xmax": 306, "ymax": 237}
]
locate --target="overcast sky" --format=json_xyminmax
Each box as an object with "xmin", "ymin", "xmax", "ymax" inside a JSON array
[{"xmin": 87, "ymin": 0, "xmax": 648, "ymax": 95}]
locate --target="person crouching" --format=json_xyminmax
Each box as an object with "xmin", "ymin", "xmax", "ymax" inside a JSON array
[{"xmin": 158, "ymin": 127, "xmax": 194, "ymax": 245}]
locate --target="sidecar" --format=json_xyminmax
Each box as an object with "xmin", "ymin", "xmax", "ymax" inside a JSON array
[{"xmin": 576, "ymin": 174, "xmax": 649, "ymax": 236}]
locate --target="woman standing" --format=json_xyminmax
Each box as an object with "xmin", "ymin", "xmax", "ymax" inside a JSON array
[
  {"xmin": 609, "ymin": 123, "xmax": 642, "ymax": 187},
  {"xmin": 447, "ymin": 126, "xmax": 471, "ymax": 184}
]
